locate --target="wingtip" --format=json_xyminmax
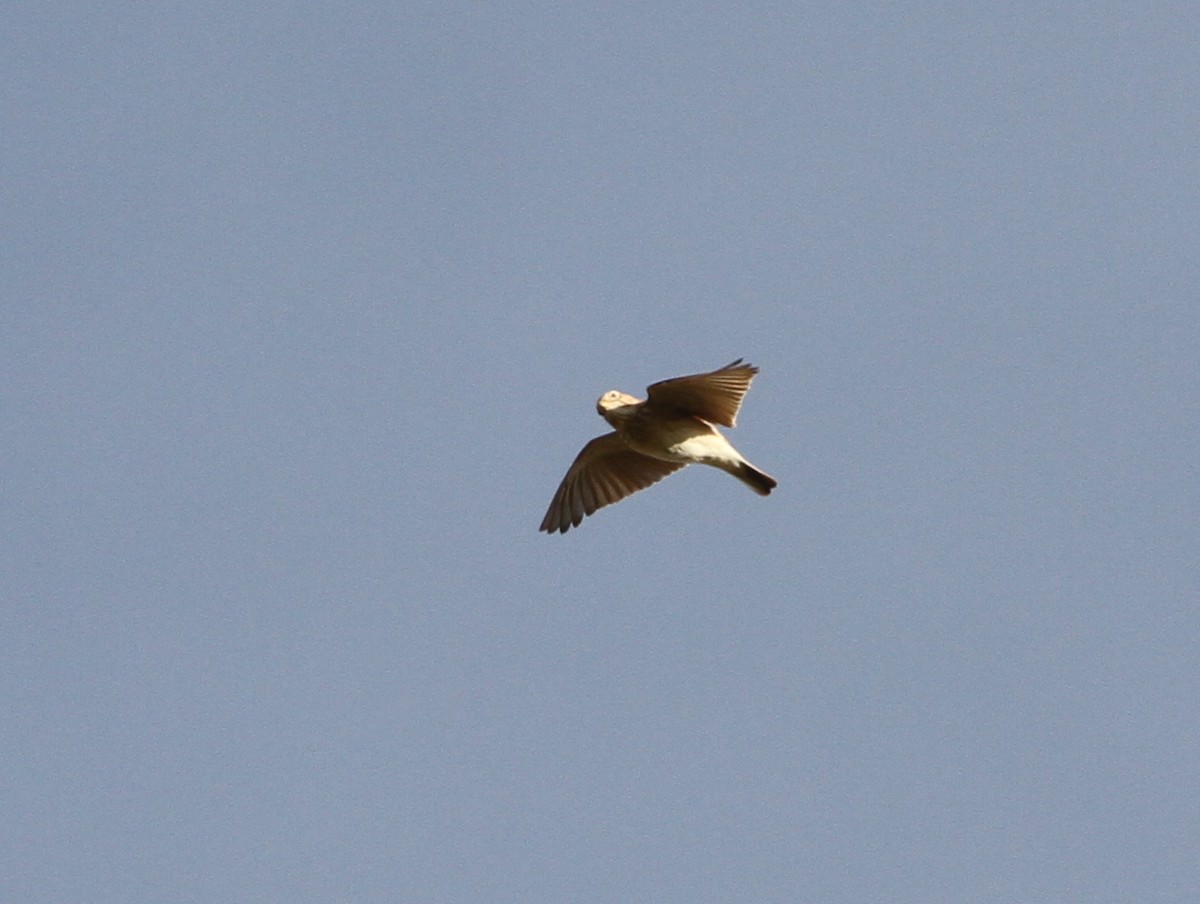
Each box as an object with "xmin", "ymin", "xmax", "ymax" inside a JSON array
[{"xmin": 721, "ymin": 357, "xmax": 758, "ymax": 374}]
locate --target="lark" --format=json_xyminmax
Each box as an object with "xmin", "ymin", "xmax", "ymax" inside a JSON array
[{"xmin": 540, "ymin": 359, "xmax": 776, "ymax": 533}]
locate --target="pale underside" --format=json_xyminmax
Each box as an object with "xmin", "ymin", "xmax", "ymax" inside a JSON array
[{"xmin": 540, "ymin": 360, "xmax": 764, "ymax": 533}]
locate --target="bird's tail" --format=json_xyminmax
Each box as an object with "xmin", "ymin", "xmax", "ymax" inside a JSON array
[{"xmin": 734, "ymin": 461, "xmax": 777, "ymax": 496}]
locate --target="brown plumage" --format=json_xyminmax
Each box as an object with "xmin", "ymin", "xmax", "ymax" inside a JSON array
[{"xmin": 539, "ymin": 359, "xmax": 776, "ymax": 533}]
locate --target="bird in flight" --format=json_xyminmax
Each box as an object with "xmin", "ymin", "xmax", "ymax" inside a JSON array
[{"xmin": 539, "ymin": 358, "xmax": 776, "ymax": 533}]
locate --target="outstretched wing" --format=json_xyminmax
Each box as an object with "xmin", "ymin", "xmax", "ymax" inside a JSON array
[
  {"xmin": 539, "ymin": 433, "xmax": 685, "ymax": 534},
  {"xmin": 644, "ymin": 358, "xmax": 759, "ymax": 427}
]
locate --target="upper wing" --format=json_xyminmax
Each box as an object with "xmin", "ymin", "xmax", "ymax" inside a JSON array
[
  {"xmin": 644, "ymin": 358, "xmax": 759, "ymax": 427},
  {"xmin": 539, "ymin": 433, "xmax": 685, "ymax": 534}
]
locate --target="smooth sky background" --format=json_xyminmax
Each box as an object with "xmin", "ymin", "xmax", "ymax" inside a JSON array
[{"xmin": 4, "ymin": 3, "xmax": 1198, "ymax": 902}]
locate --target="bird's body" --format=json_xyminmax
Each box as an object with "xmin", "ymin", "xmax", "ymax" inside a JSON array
[
  {"xmin": 598, "ymin": 394, "xmax": 775, "ymax": 495},
  {"xmin": 540, "ymin": 359, "xmax": 776, "ymax": 533}
]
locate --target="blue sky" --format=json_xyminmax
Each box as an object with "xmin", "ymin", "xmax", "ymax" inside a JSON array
[{"xmin": 4, "ymin": 3, "xmax": 1198, "ymax": 901}]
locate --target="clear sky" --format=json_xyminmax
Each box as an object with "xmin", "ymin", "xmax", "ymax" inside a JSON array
[{"xmin": 4, "ymin": 3, "xmax": 1198, "ymax": 902}]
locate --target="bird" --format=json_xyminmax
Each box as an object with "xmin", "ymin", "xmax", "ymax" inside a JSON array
[{"xmin": 539, "ymin": 358, "xmax": 776, "ymax": 533}]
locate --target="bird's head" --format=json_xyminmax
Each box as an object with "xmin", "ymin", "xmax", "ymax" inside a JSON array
[{"xmin": 596, "ymin": 390, "xmax": 642, "ymax": 425}]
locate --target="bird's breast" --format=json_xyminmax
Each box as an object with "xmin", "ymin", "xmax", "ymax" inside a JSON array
[{"xmin": 618, "ymin": 413, "xmax": 720, "ymax": 462}]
